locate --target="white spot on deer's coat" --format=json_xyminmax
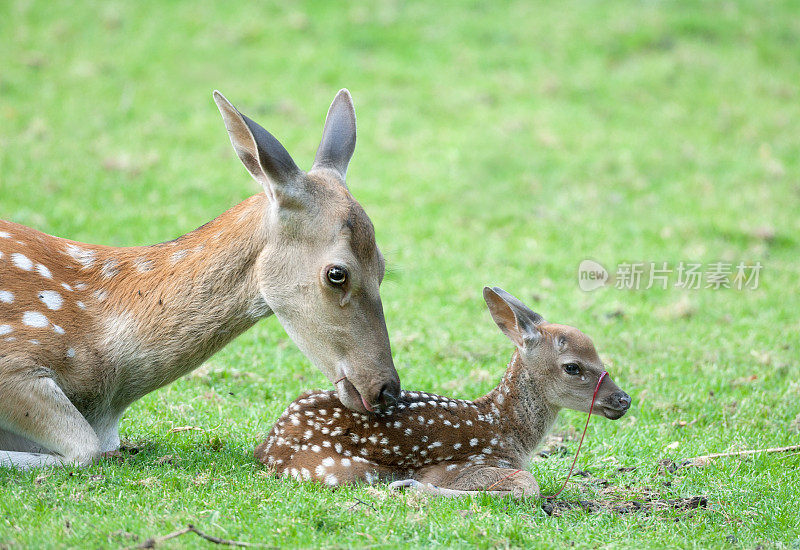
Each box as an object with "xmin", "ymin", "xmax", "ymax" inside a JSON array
[
  {"xmin": 469, "ymin": 438, "xmax": 478, "ymax": 447},
  {"xmin": 453, "ymin": 442, "xmax": 462, "ymax": 450},
  {"xmin": 368, "ymin": 435, "xmax": 378, "ymax": 444},
  {"xmin": 341, "ymin": 458, "xmax": 351, "ymax": 467},
  {"xmin": 36, "ymin": 264, "xmax": 52, "ymax": 279},
  {"xmin": 67, "ymin": 348, "xmax": 76, "ymax": 358},
  {"xmin": 0, "ymin": 290, "xmax": 13, "ymax": 303},
  {"xmin": 135, "ymin": 258, "xmax": 155, "ymax": 273},
  {"xmin": 315, "ymin": 465, "xmax": 326, "ymax": 476},
  {"xmin": 311, "ymin": 445, "xmax": 321, "ymax": 453},
  {"xmin": 11, "ymin": 253, "xmax": 33, "ymax": 271},
  {"xmin": 334, "ymin": 443, "xmax": 342, "ymax": 453},
  {"xmin": 324, "ymin": 474, "xmax": 338, "ymax": 486},
  {"xmin": 404, "ymin": 428, "xmax": 412, "ymax": 436},
  {"xmin": 0, "ymin": 231, "xmax": 10, "ymax": 238},
  {"xmin": 65, "ymin": 244, "xmax": 96, "ymax": 268},
  {"xmin": 321, "ymin": 457, "xmax": 335, "ymax": 468},
  {"xmin": 28, "ymin": 339, "xmax": 40, "ymax": 345},
  {"xmin": 446, "ymin": 464, "xmax": 458, "ymax": 471},
  {"xmin": 76, "ymin": 301, "xmax": 86, "ymax": 309},
  {"xmin": 0, "ymin": 251, "xmax": 3, "ymax": 260},
  {"xmin": 170, "ymin": 250, "xmax": 188, "ymax": 264},
  {"xmin": 22, "ymin": 311, "xmax": 49, "ymax": 328},
  {"xmin": 93, "ymin": 289, "xmax": 107, "ymax": 302},
  {"xmin": 61, "ymin": 283, "xmax": 73, "ymax": 291},
  {"xmin": 53, "ymin": 325, "xmax": 65, "ymax": 335},
  {"xmin": 101, "ymin": 259, "xmax": 120, "ymax": 279},
  {"xmin": 38, "ymin": 290, "xmax": 64, "ymax": 310},
  {"xmin": 0, "ymin": 325, "xmax": 12, "ymax": 336}
]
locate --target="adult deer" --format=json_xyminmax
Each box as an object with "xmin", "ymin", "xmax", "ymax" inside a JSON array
[
  {"xmin": 0, "ymin": 89, "xmax": 401, "ymax": 468},
  {"xmin": 256, "ymin": 287, "xmax": 630, "ymax": 498}
]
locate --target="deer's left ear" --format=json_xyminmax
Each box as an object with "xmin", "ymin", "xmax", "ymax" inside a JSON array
[
  {"xmin": 213, "ymin": 90, "xmax": 304, "ymax": 204},
  {"xmin": 483, "ymin": 287, "xmax": 545, "ymax": 349}
]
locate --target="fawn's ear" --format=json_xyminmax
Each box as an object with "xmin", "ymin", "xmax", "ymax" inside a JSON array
[
  {"xmin": 310, "ymin": 89, "xmax": 357, "ymax": 183},
  {"xmin": 213, "ymin": 90, "xmax": 304, "ymax": 204},
  {"xmin": 483, "ymin": 287, "xmax": 545, "ymax": 348}
]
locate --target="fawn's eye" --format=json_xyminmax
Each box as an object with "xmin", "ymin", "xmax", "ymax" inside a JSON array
[
  {"xmin": 563, "ymin": 363, "xmax": 581, "ymax": 376},
  {"xmin": 326, "ymin": 265, "xmax": 348, "ymax": 286}
]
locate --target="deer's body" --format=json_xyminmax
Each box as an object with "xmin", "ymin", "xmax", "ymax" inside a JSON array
[
  {"xmin": 256, "ymin": 288, "xmax": 631, "ymax": 498},
  {"xmin": 0, "ymin": 90, "xmax": 401, "ymax": 469},
  {"xmin": 256, "ymin": 353, "xmax": 551, "ymax": 495}
]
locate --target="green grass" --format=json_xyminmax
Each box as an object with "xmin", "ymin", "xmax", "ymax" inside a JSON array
[{"xmin": 1, "ymin": 0, "xmax": 799, "ymax": 547}]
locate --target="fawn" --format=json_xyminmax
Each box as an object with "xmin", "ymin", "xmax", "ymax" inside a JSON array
[
  {"xmin": 0, "ymin": 90, "xmax": 401, "ymax": 469},
  {"xmin": 256, "ymin": 287, "xmax": 631, "ymax": 498}
]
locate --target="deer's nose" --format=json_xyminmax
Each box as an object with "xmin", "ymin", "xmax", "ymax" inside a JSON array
[
  {"xmin": 374, "ymin": 379, "xmax": 401, "ymax": 411},
  {"xmin": 610, "ymin": 391, "xmax": 631, "ymax": 411}
]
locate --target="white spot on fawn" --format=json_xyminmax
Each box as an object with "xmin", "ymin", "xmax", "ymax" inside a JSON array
[
  {"xmin": 67, "ymin": 348, "xmax": 76, "ymax": 358},
  {"xmin": 11, "ymin": 253, "xmax": 33, "ymax": 271},
  {"xmin": 61, "ymin": 283, "xmax": 73, "ymax": 291},
  {"xmin": 0, "ymin": 290, "xmax": 13, "ymax": 304},
  {"xmin": 38, "ymin": 290, "xmax": 64, "ymax": 310},
  {"xmin": 53, "ymin": 325, "xmax": 65, "ymax": 335},
  {"xmin": 0, "ymin": 325, "xmax": 12, "ymax": 336},
  {"xmin": 76, "ymin": 301, "xmax": 86, "ymax": 309},
  {"xmin": 321, "ymin": 457, "xmax": 335, "ymax": 468},
  {"xmin": 469, "ymin": 438, "xmax": 478, "ymax": 447},
  {"xmin": 22, "ymin": 311, "xmax": 49, "ymax": 328},
  {"xmin": 0, "ymin": 231, "xmax": 10, "ymax": 238}
]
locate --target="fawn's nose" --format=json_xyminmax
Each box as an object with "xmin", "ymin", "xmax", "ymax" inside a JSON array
[{"xmin": 610, "ymin": 391, "xmax": 632, "ymax": 411}]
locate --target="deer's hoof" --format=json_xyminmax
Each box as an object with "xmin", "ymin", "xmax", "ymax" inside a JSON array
[{"xmin": 388, "ymin": 479, "xmax": 424, "ymax": 491}]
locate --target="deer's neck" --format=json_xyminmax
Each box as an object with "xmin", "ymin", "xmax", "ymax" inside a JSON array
[
  {"xmin": 83, "ymin": 195, "xmax": 271, "ymax": 401},
  {"xmin": 475, "ymin": 352, "xmax": 559, "ymax": 464}
]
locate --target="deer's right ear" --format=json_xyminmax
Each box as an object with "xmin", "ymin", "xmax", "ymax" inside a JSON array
[
  {"xmin": 483, "ymin": 287, "xmax": 545, "ymax": 349},
  {"xmin": 310, "ymin": 89, "xmax": 357, "ymax": 183},
  {"xmin": 213, "ymin": 91, "xmax": 303, "ymax": 203}
]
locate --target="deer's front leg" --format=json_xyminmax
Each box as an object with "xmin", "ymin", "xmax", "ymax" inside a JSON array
[
  {"xmin": 389, "ymin": 463, "xmax": 539, "ymax": 499},
  {"xmin": 0, "ymin": 356, "xmax": 101, "ymax": 468}
]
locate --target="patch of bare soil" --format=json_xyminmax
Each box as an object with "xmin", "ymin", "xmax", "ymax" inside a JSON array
[{"xmin": 542, "ymin": 495, "xmax": 708, "ymax": 517}]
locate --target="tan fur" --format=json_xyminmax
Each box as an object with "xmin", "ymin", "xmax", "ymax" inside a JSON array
[
  {"xmin": 0, "ymin": 90, "xmax": 400, "ymax": 468},
  {"xmin": 256, "ymin": 288, "xmax": 631, "ymax": 498}
]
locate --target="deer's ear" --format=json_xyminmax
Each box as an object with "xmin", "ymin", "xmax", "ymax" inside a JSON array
[
  {"xmin": 213, "ymin": 90, "xmax": 303, "ymax": 204},
  {"xmin": 310, "ymin": 89, "xmax": 356, "ymax": 183},
  {"xmin": 483, "ymin": 287, "xmax": 545, "ymax": 348}
]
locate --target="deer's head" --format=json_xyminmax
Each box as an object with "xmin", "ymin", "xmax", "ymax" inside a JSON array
[
  {"xmin": 483, "ymin": 287, "xmax": 631, "ymax": 420},
  {"xmin": 213, "ymin": 89, "xmax": 400, "ymax": 413}
]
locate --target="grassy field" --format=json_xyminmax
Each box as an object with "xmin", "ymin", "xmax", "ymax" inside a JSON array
[{"xmin": 2, "ymin": 0, "xmax": 799, "ymax": 547}]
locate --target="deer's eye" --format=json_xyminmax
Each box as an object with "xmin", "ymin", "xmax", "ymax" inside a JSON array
[
  {"xmin": 563, "ymin": 363, "xmax": 581, "ymax": 376},
  {"xmin": 326, "ymin": 265, "xmax": 348, "ymax": 286}
]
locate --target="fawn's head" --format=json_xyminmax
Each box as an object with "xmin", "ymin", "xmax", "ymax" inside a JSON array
[
  {"xmin": 483, "ymin": 287, "xmax": 631, "ymax": 419},
  {"xmin": 213, "ymin": 89, "xmax": 400, "ymax": 413}
]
